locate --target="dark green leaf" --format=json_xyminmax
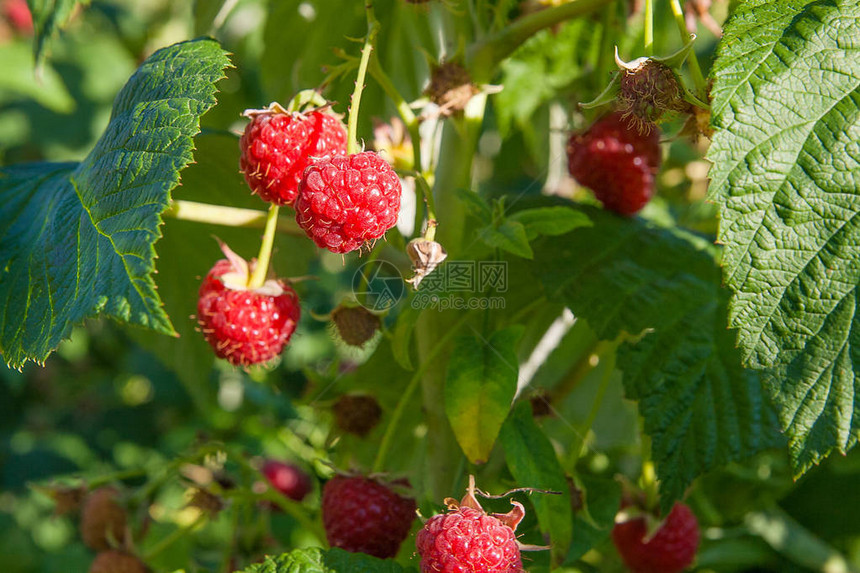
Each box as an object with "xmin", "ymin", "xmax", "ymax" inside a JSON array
[
  {"xmin": 478, "ymin": 221, "xmax": 533, "ymax": 259},
  {"xmin": 508, "ymin": 206, "xmax": 592, "ymax": 239},
  {"xmin": 0, "ymin": 39, "xmax": 231, "ymax": 369},
  {"xmin": 445, "ymin": 326, "xmax": 523, "ymax": 463},
  {"xmin": 324, "ymin": 548, "xmax": 417, "ymax": 572},
  {"xmin": 500, "ymin": 401, "xmax": 572, "ymax": 565},
  {"xmin": 532, "ymin": 205, "xmax": 782, "ymax": 511},
  {"xmin": 708, "ymin": 0, "xmax": 860, "ymax": 474}
]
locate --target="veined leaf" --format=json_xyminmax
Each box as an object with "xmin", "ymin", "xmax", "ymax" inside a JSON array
[
  {"xmin": 508, "ymin": 206, "xmax": 592, "ymax": 239},
  {"xmin": 708, "ymin": 0, "xmax": 860, "ymax": 474},
  {"xmin": 238, "ymin": 547, "xmax": 416, "ymax": 573},
  {"xmin": 532, "ymin": 205, "xmax": 782, "ymax": 511},
  {"xmin": 0, "ymin": 39, "xmax": 231, "ymax": 369},
  {"xmin": 445, "ymin": 326, "xmax": 523, "ymax": 464}
]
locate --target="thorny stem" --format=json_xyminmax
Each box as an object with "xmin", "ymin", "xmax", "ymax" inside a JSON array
[
  {"xmin": 644, "ymin": 0, "xmax": 654, "ymax": 56},
  {"xmin": 163, "ymin": 200, "xmax": 302, "ymax": 236},
  {"xmin": 669, "ymin": 0, "xmax": 707, "ymax": 95},
  {"xmin": 372, "ymin": 311, "xmax": 472, "ymax": 473},
  {"xmin": 347, "ymin": 2, "xmax": 380, "ymax": 155},
  {"xmin": 247, "ymin": 204, "xmax": 280, "ymax": 289}
]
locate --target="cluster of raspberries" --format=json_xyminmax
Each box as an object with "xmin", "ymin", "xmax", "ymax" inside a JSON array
[{"xmin": 196, "ymin": 103, "xmax": 402, "ymax": 367}]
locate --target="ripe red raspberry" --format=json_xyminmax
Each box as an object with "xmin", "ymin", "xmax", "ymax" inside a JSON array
[
  {"xmin": 89, "ymin": 550, "xmax": 147, "ymax": 573},
  {"xmin": 321, "ymin": 475, "xmax": 416, "ymax": 558},
  {"xmin": 567, "ymin": 112, "xmax": 661, "ymax": 216},
  {"xmin": 80, "ymin": 488, "xmax": 127, "ymax": 551},
  {"xmin": 197, "ymin": 244, "xmax": 300, "ymax": 367},
  {"xmin": 611, "ymin": 502, "xmax": 700, "ymax": 573},
  {"xmin": 295, "ymin": 152, "xmax": 402, "ymax": 253},
  {"xmin": 239, "ymin": 104, "xmax": 347, "ymax": 206},
  {"xmin": 416, "ymin": 476, "xmax": 525, "ymax": 573},
  {"xmin": 262, "ymin": 460, "xmax": 312, "ymax": 502}
]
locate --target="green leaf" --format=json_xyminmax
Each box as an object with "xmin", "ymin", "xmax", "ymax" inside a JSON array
[
  {"xmin": 238, "ymin": 547, "xmax": 328, "ymax": 573},
  {"xmin": 566, "ymin": 475, "xmax": 621, "ymax": 564},
  {"xmin": 499, "ymin": 401, "xmax": 572, "ymax": 565},
  {"xmin": 478, "ymin": 221, "xmax": 533, "ymax": 259},
  {"xmin": 445, "ymin": 326, "xmax": 524, "ymax": 464},
  {"xmin": 0, "ymin": 39, "xmax": 231, "ymax": 369},
  {"xmin": 707, "ymin": 0, "xmax": 860, "ymax": 474},
  {"xmin": 324, "ymin": 548, "xmax": 416, "ymax": 572},
  {"xmin": 508, "ymin": 206, "xmax": 592, "ymax": 239},
  {"xmin": 238, "ymin": 547, "xmax": 416, "ymax": 573},
  {"xmin": 532, "ymin": 205, "xmax": 782, "ymax": 511},
  {"xmin": 28, "ymin": 0, "xmax": 91, "ymax": 65}
]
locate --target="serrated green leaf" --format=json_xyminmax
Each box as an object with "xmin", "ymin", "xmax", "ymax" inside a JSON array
[
  {"xmin": 508, "ymin": 206, "xmax": 592, "ymax": 239},
  {"xmin": 237, "ymin": 547, "xmax": 416, "ymax": 573},
  {"xmin": 532, "ymin": 205, "xmax": 782, "ymax": 511},
  {"xmin": 707, "ymin": 0, "xmax": 860, "ymax": 474},
  {"xmin": 0, "ymin": 39, "xmax": 230, "ymax": 369},
  {"xmin": 238, "ymin": 547, "xmax": 329, "ymax": 573},
  {"xmin": 499, "ymin": 401, "xmax": 572, "ymax": 565},
  {"xmin": 28, "ymin": 0, "xmax": 91, "ymax": 65},
  {"xmin": 478, "ymin": 221, "xmax": 533, "ymax": 259},
  {"xmin": 445, "ymin": 326, "xmax": 523, "ymax": 464}
]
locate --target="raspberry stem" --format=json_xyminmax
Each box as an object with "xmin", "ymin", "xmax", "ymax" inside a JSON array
[
  {"xmin": 668, "ymin": 0, "xmax": 707, "ymax": 96},
  {"xmin": 371, "ymin": 311, "xmax": 472, "ymax": 473},
  {"xmin": 143, "ymin": 512, "xmax": 207, "ymax": 560},
  {"xmin": 644, "ymin": 0, "xmax": 654, "ymax": 56},
  {"xmin": 247, "ymin": 204, "xmax": 279, "ymax": 290},
  {"xmin": 347, "ymin": 2, "xmax": 380, "ymax": 155}
]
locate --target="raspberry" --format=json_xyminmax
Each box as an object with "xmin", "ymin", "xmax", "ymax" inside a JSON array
[
  {"xmin": 262, "ymin": 461, "xmax": 313, "ymax": 502},
  {"xmin": 332, "ymin": 394, "xmax": 382, "ymax": 437},
  {"xmin": 321, "ymin": 475, "xmax": 416, "ymax": 558},
  {"xmin": 89, "ymin": 551, "xmax": 147, "ymax": 573},
  {"xmin": 295, "ymin": 152, "xmax": 402, "ymax": 253},
  {"xmin": 331, "ymin": 305, "xmax": 381, "ymax": 347},
  {"xmin": 416, "ymin": 476, "xmax": 525, "ymax": 573},
  {"xmin": 239, "ymin": 104, "xmax": 347, "ymax": 206},
  {"xmin": 197, "ymin": 245, "xmax": 300, "ymax": 367},
  {"xmin": 80, "ymin": 488, "xmax": 127, "ymax": 551},
  {"xmin": 567, "ymin": 112, "xmax": 661, "ymax": 216},
  {"xmin": 619, "ymin": 59, "xmax": 683, "ymax": 131},
  {"xmin": 612, "ymin": 502, "xmax": 700, "ymax": 573}
]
